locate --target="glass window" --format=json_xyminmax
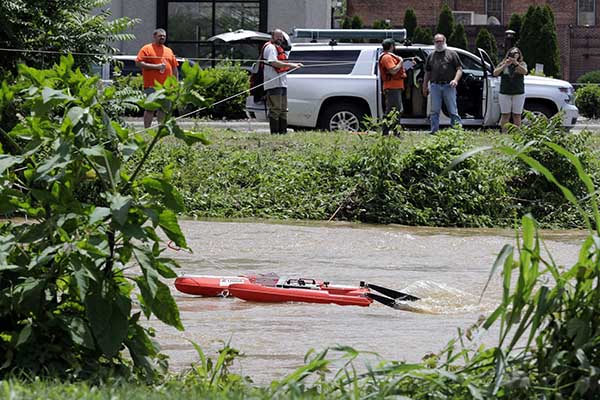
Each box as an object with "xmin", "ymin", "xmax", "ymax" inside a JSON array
[
  {"xmin": 486, "ymin": 0, "xmax": 503, "ymax": 23},
  {"xmin": 168, "ymin": 2, "xmax": 212, "ymax": 41},
  {"xmin": 287, "ymin": 50, "xmax": 360, "ymax": 75},
  {"xmin": 458, "ymin": 52, "xmax": 482, "ymax": 71},
  {"xmin": 578, "ymin": 0, "xmax": 596, "ymax": 26},
  {"xmin": 215, "ymin": 2, "xmax": 260, "ymax": 34},
  {"xmin": 161, "ymin": 0, "xmax": 266, "ymax": 66}
]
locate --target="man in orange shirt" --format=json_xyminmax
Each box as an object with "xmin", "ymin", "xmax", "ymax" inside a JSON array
[
  {"xmin": 378, "ymin": 39, "xmax": 405, "ymax": 135},
  {"xmin": 136, "ymin": 28, "xmax": 179, "ymax": 128}
]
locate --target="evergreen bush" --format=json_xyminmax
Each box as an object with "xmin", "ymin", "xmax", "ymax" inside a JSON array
[
  {"xmin": 341, "ymin": 16, "xmax": 351, "ymax": 29},
  {"xmin": 436, "ymin": 4, "xmax": 454, "ymax": 39},
  {"xmin": 448, "ymin": 23, "xmax": 468, "ymax": 50},
  {"xmin": 508, "ymin": 13, "xmax": 522, "ymax": 44},
  {"xmin": 403, "ymin": 8, "xmax": 417, "ymax": 40},
  {"xmin": 412, "ymin": 26, "xmax": 433, "ymax": 45},
  {"xmin": 351, "ymin": 15, "xmax": 364, "ymax": 43},
  {"xmin": 518, "ymin": 5, "xmax": 560, "ymax": 77},
  {"xmin": 475, "ymin": 28, "xmax": 498, "ymax": 64}
]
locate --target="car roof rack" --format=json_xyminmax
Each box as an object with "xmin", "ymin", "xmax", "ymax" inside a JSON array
[{"xmin": 293, "ymin": 28, "xmax": 406, "ymax": 43}]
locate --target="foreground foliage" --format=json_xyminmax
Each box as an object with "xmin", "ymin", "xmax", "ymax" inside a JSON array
[
  {"xmin": 0, "ymin": 0, "xmax": 136, "ymax": 76},
  {"xmin": 0, "ymin": 56, "xmax": 212, "ymax": 379},
  {"xmin": 7, "ymin": 136, "xmax": 598, "ymax": 399}
]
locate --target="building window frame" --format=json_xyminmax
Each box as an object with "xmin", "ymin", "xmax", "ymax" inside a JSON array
[
  {"xmin": 156, "ymin": 0, "xmax": 268, "ymax": 65},
  {"xmin": 485, "ymin": 0, "xmax": 503, "ymax": 24},
  {"xmin": 578, "ymin": 0, "xmax": 596, "ymax": 26}
]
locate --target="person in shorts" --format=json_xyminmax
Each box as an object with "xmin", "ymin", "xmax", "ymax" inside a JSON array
[
  {"xmin": 493, "ymin": 47, "xmax": 528, "ymax": 132},
  {"xmin": 136, "ymin": 28, "xmax": 179, "ymax": 128}
]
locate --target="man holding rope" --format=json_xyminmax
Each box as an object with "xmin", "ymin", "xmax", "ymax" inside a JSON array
[{"xmin": 262, "ymin": 29, "xmax": 302, "ymax": 134}]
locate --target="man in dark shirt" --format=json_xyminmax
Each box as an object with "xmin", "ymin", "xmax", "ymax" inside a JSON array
[{"xmin": 423, "ymin": 34, "xmax": 463, "ymax": 133}]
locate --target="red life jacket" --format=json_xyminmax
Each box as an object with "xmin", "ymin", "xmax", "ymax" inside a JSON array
[{"xmin": 260, "ymin": 41, "xmax": 290, "ymax": 73}]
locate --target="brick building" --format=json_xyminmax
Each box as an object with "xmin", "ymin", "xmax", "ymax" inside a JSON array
[{"xmin": 347, "ymin": 0, "xmax": 600, "ymax": 81}]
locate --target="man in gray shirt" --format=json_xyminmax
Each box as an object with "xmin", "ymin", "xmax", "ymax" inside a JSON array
[
  {"xmin": 423, "ymin": 34, "xmax": 463, "ymax": 133},
  {"xmin": 262, "ymin": 29, "xmax": 302, "ymax": 134}
]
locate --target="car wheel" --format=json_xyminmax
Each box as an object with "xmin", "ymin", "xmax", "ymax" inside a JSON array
[
  {"xmin": 524, "ymin": 103, "xmax": 555, "ymax": 119},
  {"xmin": 318, "ymin": 103, "xmax": 365, "ymax": 132}
]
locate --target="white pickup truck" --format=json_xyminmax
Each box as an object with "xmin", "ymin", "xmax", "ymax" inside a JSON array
[{"xmin": 246, "ymin": 40, "xmax": 578, "ymax": 131}]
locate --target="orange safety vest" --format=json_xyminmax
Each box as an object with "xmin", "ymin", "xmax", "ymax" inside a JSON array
[
  {"xmin": 260, "ymin": 41, "xmax": 290, "ymax": 73},
  {"xmin": 378, "ymin": 52, "xmax": 406, "ymax": 86}
]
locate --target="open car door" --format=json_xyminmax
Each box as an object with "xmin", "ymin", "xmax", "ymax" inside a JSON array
[{"xmin": 477, "ymin": 48, "xmax": 500, "ymax": 126}]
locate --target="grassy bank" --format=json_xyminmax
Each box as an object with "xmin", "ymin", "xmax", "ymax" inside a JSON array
[{"xmin": 137, "ymin": 119, "xmax": 599, "ymax": 228}]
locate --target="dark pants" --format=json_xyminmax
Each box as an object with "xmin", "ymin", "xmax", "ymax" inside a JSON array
[
  {"xmin": 383, "ymin": 89, "xmax": 403, "ymax": 136},
  {"xmin": 266, "ymin": 87, "xmax": 288, "ymax": 134}
]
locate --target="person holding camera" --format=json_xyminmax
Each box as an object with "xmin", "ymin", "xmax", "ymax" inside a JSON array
[{"xmin": 493, "ymin": 47, "xmax": 528, "ymax": 132}]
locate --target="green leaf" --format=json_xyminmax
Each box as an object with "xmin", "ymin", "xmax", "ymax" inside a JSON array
[
  {"xmin": 85, "ymin": 282, "xmax": 131, "ymax": 358},
  {"xmin": 67, "ymin": 106, "xmax": 90, "ymax": 126},
  {"xmin": 41, "ymin": 87, "xmax": 75, "ymax": 104},
  {"xmin": 15, "ymin": 324, "xmax": 32, "ymax": 347},
  {"xmin": 0, "ymin": 154, "xmax": 24, "ymax": 175},
  {"xmin": 135, "ymin": 273, "xmax": 183, "ymax": 331},
  {"xmin": 64, "ymin": 316, "xmax": 95, "ymax": 349},
  {"xmin": 17, "ymin": 277, "xmax": 46, "ymax": 315},
  {"xmin": 158, "ymin": 209, "xmax": 187, "ymax": 249},
  {"xmin": 151, "ymin": 280, "xmax": 184, "ymax": 331},
  {"xmin": 140, "ymin": 177, "xmax": 184, "ymax": 213},
  {"xmin": 133, "ymin": 247, "xmax": 159, "ymax": 297},
  {"xmin": 480, "ymin": 244, "xmax": 513, "ymax": 303},
  {"xmin": 89, "ymin": 206, "xmax": 111, "ymax": 224},
  {"xmin": 171, "ymin": 124, "xmax": 210, "ymax": 146},
  {"xmin": 108, "ymin": 193, "xmax": 132, "ymax": 226}
]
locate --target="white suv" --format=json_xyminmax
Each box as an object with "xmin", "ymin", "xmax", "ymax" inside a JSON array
[{"xmin": 246, "ymin": 42, "xmax": 578, "ymax": 130}]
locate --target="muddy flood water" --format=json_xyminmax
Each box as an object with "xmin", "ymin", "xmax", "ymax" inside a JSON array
[{"xmin": 149, "ymin": 219, "xmax": 584, "ymax": 384}]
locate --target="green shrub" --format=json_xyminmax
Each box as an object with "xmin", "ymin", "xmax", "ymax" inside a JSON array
[
  {"xmin": 475, "ymin": 28, "xmax": 498, "ymax": 64},
  {"xmin": 508, "ymin": 12, "xmax": 522, "ymax": 44},
  {"xmin": 448, "ymin": 23, "xmax": 468, "ymax": 50},
  {"xmin": 577, "ymin": 69, "xmax": 600, "ymax": 84},
  {"xmin": 0, "ymin": 55, "xmax": 212, "ymax": 380},
  {"xmin": 507, "ymin": 112, "xmax": 593, "ymax": 227},
  {"xmin": 436, "ymin": 4, "xmax": 454, "ymax": 39},
  {"xmin": 403, "ymin": 8, "xmax": 417, "ymax": 40},
  {"xmin": 412, "ymin": 26, "xmax": 433, "ymax": 45},
  {"xmin": 189, "ymin": 62, "xmax": 249, "ymax": 119},
  {"xmin": 105, "ymin": 74, "xmax": 145, "ymax": 119},
  {"xmin": 348, "ymin": 129, "xmax": 509, "ymax": 226},
  {"xmin": 575, "ymin": 84, "xmax": 600, "ymax": 119}
]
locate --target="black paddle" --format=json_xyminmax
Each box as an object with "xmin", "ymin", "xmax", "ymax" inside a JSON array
[
  {"xmin": 367, "ymin": 283, "xmax": 420, "ymax": 302},
  {"xmin": 366, "ymin": 292, "xmax": 401, "ymax": 309}
]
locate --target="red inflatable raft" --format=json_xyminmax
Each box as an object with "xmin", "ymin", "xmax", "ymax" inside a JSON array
[{"xmin": 228, "ymin": 279, "xmax": 372, "ymax": 307}]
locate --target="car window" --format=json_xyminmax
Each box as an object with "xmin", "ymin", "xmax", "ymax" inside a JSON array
[
  {"xmin": 457, "ymin": 52, "xmax": 483, "ymax": 71},
  {"xmin": 287, "ymin": 50, "xmax": 360, "ymax": 75}
]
